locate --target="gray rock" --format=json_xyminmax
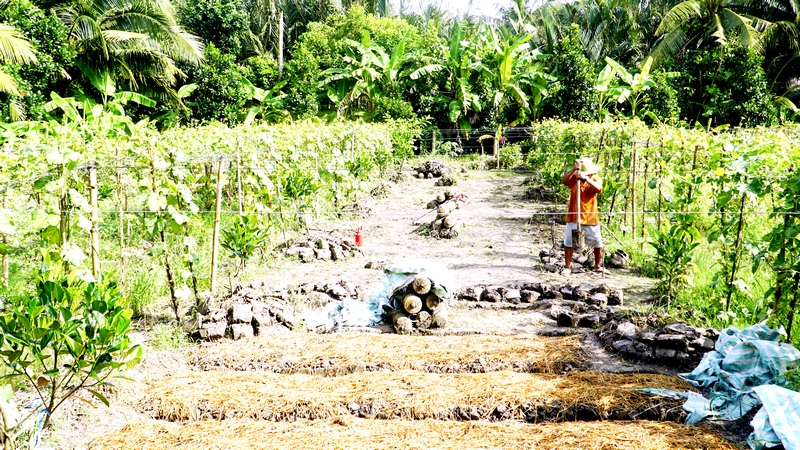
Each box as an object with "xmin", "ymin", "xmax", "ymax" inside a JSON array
[
  {"xmin": 331, "ymin": 246, "xmax": 346, "ymax": 261},
  {"xmin": 616, "ymin": 321, "xmax": 638, "ymax": 338},
  {"xmin": 557, "ymin": 311, "xmax": 578, "ymax": 328},
  {"xmin": 297, "ymin": 247, "xmax": 315, "ymax": 262},
  {"xmin": 612, "ymin": 339, "xmax": 637, "ymax": 355},
  {"xmin": 587, "ymin": 293, "xmax": 608, "ymax": 307},
  {"xmin": 572, "ymin": 285, "xmax": 591, "ymax": 302},
  {"xmin": 314, "ymin": 248, "xmax": 332, "ymax": 260},
  {"xmin": 182, "ymin": 314, "xmax": 202, "ymax": 333},
  {"xmin": 314, "ymin": 238, "xmax": 328, "ymax": 249},
  {"xmin": 655, "ymin": 333, "xmax": 689, "ymax": 351},
  {"xmin": 229, "ymin": 303, "xmax": 253, "ymax": 324},
  {"xmin": 655, "ymin": 347, "xmax": 677, "ymax": 360},
  {"xmin": 637, "ymin": 330, "xmax": 657, "ymax": 344},
  {"xmin": 543, "ymin": 263, "xmax": 559, "ymax": 273},
  {"xmin": 520, "ymin": 290, "xmax": 540, "ymax": 303},
  {"xmin": 327, "ymin": 284, "xmax": 350, "ymax": 300},
  {"xmin": 559, "ymin": 287, "xmax": 574, "ymax": 300},
  {"xmin": 211, "ymin": 309, "xmax": 227, "ymax": 322},
  {"xmin": 231, "ymin": 323, "xmax": 254, "ymax": 340},
  {"xmin": 542, "ymin": 289, "xmax": 563, "ymax": 300},
  {"xmin": 503, "ymin": 289, "xmax": 521, "ymax": 303},
  {"xmin": 252, "ymin": 313, "xmax": 275, "ymax": 327},
  {"xmin": 197, "ymin": 291, "xmax": 215, "ymax": 315},
  {"xmin": 591, "ymin": 284, "xmax": 611, "ymax": 295},
  {"xmin": 608, "ymin": 290, "xmax": 623, "ymax": 306},
  {"xmin": 299, "ymin": 283, "xmax": 315, "ymax": 294},
  {"xmin": 199, "ymin": 321, "xmax": 226, "ymax": 340},
  {"xmin": 480, "ymin": 288, "xmax": 502, "ymax": 303},
  {"xmin": 578, "ymin": 313, "xmax": 600, "ymax": 328}
]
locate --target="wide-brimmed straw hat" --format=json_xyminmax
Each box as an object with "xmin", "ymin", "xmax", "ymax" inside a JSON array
[{"xmin": 579, "ymin": 158, "xmax": 601, "ymax": 175}]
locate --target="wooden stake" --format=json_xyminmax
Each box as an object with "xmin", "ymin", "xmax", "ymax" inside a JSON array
[
  {"xmin": 686, "ymin": 145, "xmax": 700, "ymax": 209},
  {"xmin": 431, "ymin": 130, "xmax": 436, "ymax": 154},
  {"xmin": 641, "ymin": 153, "xmax": 649, "ymax": 240},
  {"xmin": 237, "ymin": 134, "xmax": 243, "ymax": 215},
  {"xmin": 116, "ymin": 149, "xmax": 125, "ymax": 295},
  {"xmin": 726, "ymin": 194, "xmax": 747, "ymax": 311},
  {"xmin": 89, "ymin": 163, "xmax": 100, "ymax": 278},
  {"xmin": 277, "ymin": 10, "xmax": 284, "ymax": 82},
  {"xmin": 495, "ymin": 125, "xmax": 502, "ymax": 169},
  {"xmin": 606, "ymin": 149, "xmax": 624, "ymax": 225},
  {"xmin": 657, "ymin": 151, "xmax": 663, "ymax": 230},
  {"xmin": 630, "ymin": 144, "xmax": 638, "ymax": 238},
  {"xmin": 2, "ymin": 194, "xmax": 7, "ymax": 287},
  {"xmin": 210, "ymin": 156, "xmax": 224, "ymax": 291}
]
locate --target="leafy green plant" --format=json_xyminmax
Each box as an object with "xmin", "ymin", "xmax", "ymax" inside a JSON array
[
  {"xmin": 149, "ymin": 323, "xmax": 189, "ymax": 350},
  {"xmin": 498, "ymin": 144, "xmax": 523, "ymax": 169},
  {"xmin": 125, "ymin": 267, "xmax": 160, "ymax": 317},
  {"xmin": 221, "ymin": 215, "xmax": 269, "ymax": 276},
  {"xmin": 0, "ymin": 269, "xmax": 142, "ymax": 430},
  {"xmin": 648, "ymin": 225, "xmax": 700, "ymax": 306}
]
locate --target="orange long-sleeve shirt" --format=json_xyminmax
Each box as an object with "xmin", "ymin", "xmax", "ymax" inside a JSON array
[{"xmin": 562, "ymin": 172, "xmax": 602, "ymax": 225}]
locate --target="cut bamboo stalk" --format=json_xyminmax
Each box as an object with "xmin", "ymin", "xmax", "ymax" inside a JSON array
[
  {"xmin": 447, "ymin": 221, "xmax": 463, "ymax": 238},
  {"xmin": 641, "ymin": 153, "xmax": 649, "ymax": 240},
  {"xmin": 443, "ymin": 214, "xmax": 459, "ymax": 229},
  {"xmin": 425, "ymin": 293, "xmax": 442, "ymax": 312},
  {"xmin": 388, "ymin": 309, "xmax": 412, "ymax": 335},
  {"xmin": 415, "ymin": 311, "xmax": 432, "ymax": 330},
  {"xmin": 116, "ymin": 148, "xmax": 125, "ymax": 295},
  {"xmin": 631, "ymin": 144, "xmax": 638, "ymax": 238},
  {"xmin": 431, "ymin": 310, "xmax": 448, "ymax": 328},
  {"xmin": 210, "ymin": 156, "xmax": 224, "ymax": 291},
  {"xmin": 412, "ymin": 276, "xmax": 431, "ymax": 295},
  {"xmin": 89, "ymin": 163, "xmax": 100, "ymax": 278},
  {"xmin": 402, "ymin": 294, "xmax": 422, "ymax": 314}
]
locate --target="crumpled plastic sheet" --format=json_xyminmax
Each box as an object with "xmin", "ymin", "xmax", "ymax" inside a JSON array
[
  {"xmin": 678, "ymin": 322, "xmax": 800, "ymax": 424},
  {"xmin": 748, "ymin": 385, "xmax": 800, "ymax": 450},
  {"xmin": 301, "ymin": 260, "xmax": 455, "ymax": 333},
  {"xmin": 644, "ymin": 322, "xmax": 800, "ymax": 450}
]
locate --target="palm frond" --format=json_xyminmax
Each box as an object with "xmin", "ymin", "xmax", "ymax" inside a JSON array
[
  {"xmin": 656, "ymin": 0, "xmax": 706, "ymax": 35},
  {"xmin": 0, "ymin": 24, "xmax": 38, "ymax": 65}
]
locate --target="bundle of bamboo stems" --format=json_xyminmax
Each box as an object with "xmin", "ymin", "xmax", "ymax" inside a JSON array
[
  {"xmin": 385, "ymin": 275, "xmax": 448, "ymax": 334},
  {"xmin": 426, "ymin": 189, "xmax": 468, "ymax": 239}
]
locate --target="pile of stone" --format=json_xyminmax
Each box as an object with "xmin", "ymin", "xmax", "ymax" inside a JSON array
[
  {"xmin": 414, "ymin": 160, "xmax": 450, "ymax": 178},
  {"xmin": 458, "ymin": 282, "xmax": 623, "ymax": 307},
  {"xmin": 284, "ymin": 235, "xmax": 360, "ymax": 263},
  {"xmin": 290, "ymin": 280, "xmax": 366, "ymax": 308},
  {"xmin": 196, "ymin": 282, "xmax": 297, "ymax": 341},
  {"xmin": 539, "ymin": 248, "xmax": 596, "ymax": 273},
  {"xmin": 598, "ymin": 320, "xmax": 718, "ymax": 365},
  {"xmin": 607, "ymin": 249, "xmax": 630, "ymax": 268}
]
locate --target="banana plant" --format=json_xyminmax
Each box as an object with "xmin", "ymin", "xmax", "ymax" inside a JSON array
[
  {"xmin": 601, "ymin": 56, "xmax": 679, "ymax": 117},
  {"xmin": 242, "ymin": 78, "xmax": 288, "ymax": 125},
  {"xmin": 473, "ymin": 27, "xmax": 554, "ymax": 123},
  {"xmin": 438, "ymin": 21, "xmax": 482, "ymax": 130}
]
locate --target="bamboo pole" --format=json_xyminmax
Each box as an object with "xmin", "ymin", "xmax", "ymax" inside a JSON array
[
  {"xmin": 495, "ymin": 125, "xmax": 502, "ymax": 169},
  {"xmin": 686, "ymin": 145, "xmax": 700, "ymax": 209},
  {"xmin": 657, "ymin": 151, "xmax": 663, "ymax": 230},
  {"xmin": 726, "ymin": 194, "xmax": 747, "ymax": 311},
  {"xmin": 641, "ymin": 153, "xmax": 649, "ymax": 240},
  {"xmin": 2, "ymin": 195, "xmax": 7, "ymax": 287},
  {"xmin": 606, "ymin": 149, "xmax": 624, "ymax": 225},
  {"xmin": 116, "ymin": 148, "xmax": 125, "ymax": 294},
  {"xmin": 237, "ymin": 134, "xmax": 243, "ymax": 215},
  {"xmin": 630, "ymin": 144, "xmax": 638, "ymax": 238},
  {"xmin": 89, "ymin": 163, "xmax": 100, "ymax": 278},
  {"xmin": 210, "ymin": 156, "xmax": 224, "ymax": 291},
  {"xmin": 431, "ymin": 130, "xmax": 436, "ymax": 154},
  {"xmin": 277, "ymin": 10, "xmax": 284, "ymax": 81}
]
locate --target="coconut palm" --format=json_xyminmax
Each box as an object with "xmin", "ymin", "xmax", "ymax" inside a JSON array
[
  {"xmin": 57, "ymin": 0, "xmax": 203, "ymax": 101},
  {"xmin": 650, "ymin": 0, "xmax": 763, "ymax": 65},
  {"xmin": 0, "ymin": 22, "xmax": 38, "ymax": 119}
]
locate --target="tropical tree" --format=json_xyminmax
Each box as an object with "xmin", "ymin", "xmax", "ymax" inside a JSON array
[
  {"xmin": 650, "ymin": 0, "xmax": 762, "ymax": 65},
  {"xmin": 56, "ymin": 0, "xmax": 204, "ymax": 102},
  {"xmin": 0, "ymin": 21, "xmax": 38, "ymax": 119},
  {"xmin": 601, "ymin": 56, "xmax": 679, "ymax": 117}
]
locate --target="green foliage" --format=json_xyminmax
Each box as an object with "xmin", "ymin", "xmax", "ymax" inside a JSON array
[
  {"xmin": 149, "ymin": 323, "xmax": 189, "ymax": 350},
  {"xmin": 0, "ymin": 269, "xmax": 142, "ymax": 429},
  {"xmin": 498, "ymin": 143, "xmax": 523, "ymax": 169},
  {"xmin": 648, "ymin": 225, "xmax": 699, "ymax": 306},
  {"xmin": 0, "ymin": 0, "xmax": 75, "ymax": 120},
  {"xmin": 221, "ymin": 215, "xmax": 269, "ymax": 271},
  {"xmin": 244, "ymin": 54, "xmax": 279, "ymax": 89},
  {"xmin": 183, "ymin": 44, "xmax": 251, "ymax": 124},
  {"xmin": 178, "ymin": 0, "xmax": 251, "ymax": 58},
  {"xmin": 666, "ymin": 47, "xmax": 778, "ymax": 127},
  {"xmin": 544, "ymin": 24, "xmax": 598, "ymax": 121},
  {"xmin": 124, "ymin": 267, "xmax": 161, "ymax": 318}
]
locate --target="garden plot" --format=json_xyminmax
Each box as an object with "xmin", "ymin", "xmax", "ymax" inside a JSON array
[
  {"xmin": 187, "ymin": 333, "xmax": 587, "ymax": 374},
  {"xmin": 141, "ymin": 370, "xmax": 691, "ymax": 422},
  {"xmin": 88, "ymin": 418, "xmax": 735, "ymax": 450}
]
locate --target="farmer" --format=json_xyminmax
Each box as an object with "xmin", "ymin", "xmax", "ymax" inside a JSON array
[{"xmin": 561, "ymin": 157, "xmax": 604, "ymax": 275}]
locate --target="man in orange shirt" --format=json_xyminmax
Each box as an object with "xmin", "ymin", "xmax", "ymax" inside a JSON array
[{"xmin": 561, "ymin": 158, "xmax": 604, "ymax": 275}]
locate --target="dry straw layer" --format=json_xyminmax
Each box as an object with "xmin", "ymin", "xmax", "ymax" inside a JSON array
[
  {"xmin": 186, "ymin": 333, "xmax": 586, "ymax": 375},
  {"xmin": 89, "ymin": 418, "xmax": 735, "ymax": 450},
  {"xmin": 143, "ymin": 369, "xmax": 691, "ymax": 423}
]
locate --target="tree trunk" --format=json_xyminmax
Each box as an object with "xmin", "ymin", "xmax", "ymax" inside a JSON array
[
  {"xmin": 210, "ymin": 157, "xmax": 224, "ymax": 291},
  {"xmin": 277, "ymin": 10, "xmax": 284, "ymax": 82}
]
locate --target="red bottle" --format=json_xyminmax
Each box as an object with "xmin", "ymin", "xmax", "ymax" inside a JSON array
[{"xmin": 354, "ymin": 226, "xmax": 363, "ymax": 247}]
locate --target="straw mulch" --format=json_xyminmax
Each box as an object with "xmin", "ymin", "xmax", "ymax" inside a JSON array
[
  {"xmin": 88, "ymin": 418, "xmax": 735, "ymax": 450},
  {"xmin": 143, "ymin": 370, "xmax": 692, "ymax": 423},
  {"xmin": 186, "ymin": 333, "xmax": 586, "ymax": 375}
]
